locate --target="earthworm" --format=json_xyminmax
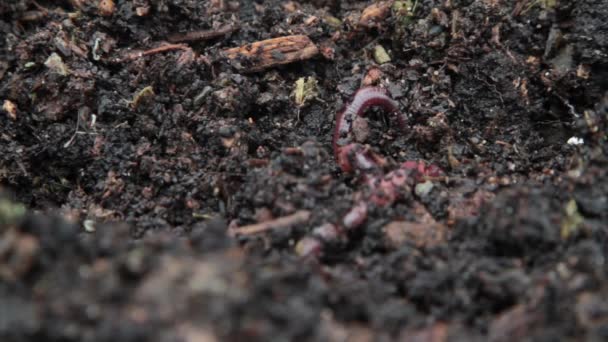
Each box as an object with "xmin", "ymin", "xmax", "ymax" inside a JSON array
[
  {"xmin": 295, "ymin": 86, "xmax": 442, "ymax": 259},
  {"xmin": 333, "ymin": 87, "xmax": 406, "ymax": 159}
]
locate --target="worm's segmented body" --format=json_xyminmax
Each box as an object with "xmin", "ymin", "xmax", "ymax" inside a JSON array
[{"xmin": 296, "ymin": 86, "xmax": 442, "ymax": 259}]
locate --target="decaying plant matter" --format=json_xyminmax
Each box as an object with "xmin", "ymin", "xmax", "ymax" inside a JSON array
[{"xmin": 222, "ymin": 35, "xmax": 319, "ymax": 72}]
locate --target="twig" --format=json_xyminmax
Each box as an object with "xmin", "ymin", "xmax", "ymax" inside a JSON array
[
  {"xmin": 113, "ymin": 43, "xmax": 190, "ymax": 63},
  {"xmin": 137, "ymin": 43, "xmax": 189, "ymax": 57},
  {"xmin": 474, "ymin": 72, "xmax": 505, "ymax": 107},
  {"xmin": 554, "ymin": 93, "xmax": 580, "ymax": 118},
  {"xmin": 31, "ymin": 0, "xmax": 49, "ymax": 12},
  {"xmin": 64, "ymin": 110, "xmax": 84, "ymax": 148},
  {"xmin": 168, "ymin": 24, "xmax": 238, "ymax": 43},
  {"xmin": 229, "ymin": 210, "xmax": 311, "ymax": 237}
]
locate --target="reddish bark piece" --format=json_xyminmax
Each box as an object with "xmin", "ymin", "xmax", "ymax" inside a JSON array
[
  {"xmin": 222, "ymin": 35, "xmax": 319, "ymax": 72},
  {"xmin": 359, "ymin": 1, "xmax": 394, "ymax": 29}
]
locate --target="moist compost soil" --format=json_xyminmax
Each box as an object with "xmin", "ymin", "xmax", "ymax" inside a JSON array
[{"xmin": 1, "ymin": 0, "xmax": 607, "ymax": 341}]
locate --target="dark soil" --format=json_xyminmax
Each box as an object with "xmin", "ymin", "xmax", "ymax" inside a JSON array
[{"xmin": 1, "ymin": 0, "xmax": 607, "ymax": 341}]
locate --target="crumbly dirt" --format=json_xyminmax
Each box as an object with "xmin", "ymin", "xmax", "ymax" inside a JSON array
[{"xmin": 1, "ymin": 0, "xmax": 607, "ymax": 341}]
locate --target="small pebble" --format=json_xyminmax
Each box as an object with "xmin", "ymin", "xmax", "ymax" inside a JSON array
[
  {"xmin": 567, "ymin": 137, "xmax": 584, "ymax": 146},
  {"xmin": 83, "ymin": 219, "xmax": 96, "ymax": 233}
]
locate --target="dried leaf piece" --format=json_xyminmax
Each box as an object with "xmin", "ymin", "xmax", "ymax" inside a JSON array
[
  {"xmin": 130, "ymin": 86, "xmax": 155, "ymax": 109},
  {"xmin": 431, "ymin": 8, "xmax": 449, "ymax": 27},
  {"xmin": 319, "ymin": 40, "xmax": 336, "ymax": 60},
  {"xmin": 362, "ymin": 67, "xmax": 383, "ymax": 86},
  {"xmin": 2, "ymin": 100, "xmax": 17, "ymax": 120},
  {"xmin": 44, "ymin": 53, "xmax": 70, "ymax": 76},
  {"xmin": 136, "ymin": 5, "xmax": 150, "ymax": 16},
  {"xmin": 222, "ymin": 35, "xmax": 318, "ymax": 72}
]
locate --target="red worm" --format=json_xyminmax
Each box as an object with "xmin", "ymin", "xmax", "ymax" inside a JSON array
[
  {"xmin": 295, "ymin": 87, "xmax": 444, "ymax": 259},
  {"xmin": 333, "ymin": 87, "xmax": 405, "ymax": 159}
]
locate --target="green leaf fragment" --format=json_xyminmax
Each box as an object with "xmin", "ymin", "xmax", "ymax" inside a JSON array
[
  {"xmin": 323, "ymin": 15, "xmax": 342, "ymax": 28},
  {"xmin": 130, "ymin": 86, "xmax": 155, "ymax": 109},
  {"xmin": 293, "ymin": 77, "xmax": 318, "ymax": 107},
  {"xmin": 540, "ymin": 0, "xmax": 557, "ymax": 9},
  {"xmin": 393, "ymin": 0, "xmax": 414, "ymax": 14},
  {"xmin": 0, "ymin": 199, "xmax": 26, "ymax": 226},
  {"xmin": 393, "ymin": 0, "xmax": 416, "ymax": 25},
  {"xmin": 414, "ymin": 181, "xmax": 434, "ymax": 198},
  {"xmin": 373, "ymin": 45, "xmax": 391, "ymax": 64},
  {"xmin": 561, "ymin": 199, "xmax": 584, "ymax": 240}
]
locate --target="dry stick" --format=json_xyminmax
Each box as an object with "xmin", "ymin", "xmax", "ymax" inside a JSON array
[
  {"xmin": 137, "ymin": 43, "xmax": 190, "ymax": 58},
  {"xmin": 168, "ymin": 24, "xmax": 238, "ymax": 43},
  {"xmin": 115, "ymin": 43, "xmax": 190, "ymax": 63},
  {"xmin": 113, "ymin": 34, "xmax": 318, "ymax": 74},
  {"xmin": 230, "ymin": 210, "xmax": 311, "ymax": 237},
  {"xmin": 111, "ymin": 25, "xmax": 237, "ymax": 63}
]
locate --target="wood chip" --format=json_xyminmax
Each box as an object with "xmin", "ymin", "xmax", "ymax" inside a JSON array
[
  {"xmin": 222, "ymin": 35, "xmax": 318, "ymax": 72},
  {"xmin": 362, "ymin": 67, "xmax": 383, "ymax": 86},
  {"xmin": 98, "ymin": 0, "xmax": 115, "ymax": 17},
  {"xmin": 383, "ymin": 221, "xmax": 447, "ymax": 249},
  {"xmin": 2, "ymin": 100, "xmax": 17, "ymax": 120},
  {"xmin": 359, "ymin": 1, "xmax": 393, "ymax": 29}
]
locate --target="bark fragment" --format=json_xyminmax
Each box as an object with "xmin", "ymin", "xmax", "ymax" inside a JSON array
[
  {"xmin": 359, "ymin": 1, "xmax": 394, "ymax": 29},
  {"xmin": 383, "ymin": 220, "xmax": 447, "ymax": 249},
  {"xmin": 222, "ymin": 35, "xmax": 318, "ymax": 72}
]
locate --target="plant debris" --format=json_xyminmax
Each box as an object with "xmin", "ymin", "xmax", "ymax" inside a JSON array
[
  {"xmin": 1, "ymin": 0, "xmax": 608, "ymax": 340},
  {"xmin": 373, "ymin": 45, "xmax": 391, "ymax": 64},
  {"xmin": 223, "ymin": 35, "xmax": 319, "ymax": 72},
  {"xmin": 293, "ymin": 76, "xmax": 318, "ymax": 107}
]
